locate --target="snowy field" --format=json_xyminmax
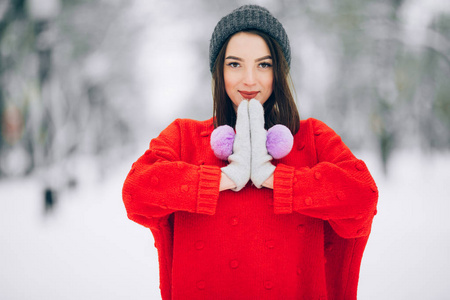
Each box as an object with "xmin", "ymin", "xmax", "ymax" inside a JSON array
[{"xmin": 1, "ymin": 149, "xmax": 449, "ymax": 300}]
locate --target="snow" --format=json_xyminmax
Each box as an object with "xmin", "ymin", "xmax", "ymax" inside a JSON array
[
  {"xmin": 358, "ymin": 150, "xmax": 450, "ymax": 299},
  {"xmin": 0, "ymin": 156, "xmax": 160, "ymax": 300},
  {"xmin": 1, "ymin": 150, "xmax": 449, "ymax": 299}
]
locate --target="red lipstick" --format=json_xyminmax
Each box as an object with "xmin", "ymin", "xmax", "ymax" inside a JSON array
[{"xmin": 239, "ymin": 91, "xmax": 259, "ymax": 99}]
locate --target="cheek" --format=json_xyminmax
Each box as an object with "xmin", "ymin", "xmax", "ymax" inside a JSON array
[
  {"xmin": 263, "ymin": 74, "xmax": 274, "ymax": 94},
  {"xmin": 224, "ymin": 70, "xmax": 238, "ymax": 97},
  {"xmin": 224, "ymin": 70, "xmax": 237, "ymax": 89}
]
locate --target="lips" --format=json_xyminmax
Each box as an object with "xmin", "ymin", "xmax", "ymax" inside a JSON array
[{"xmin": 239, "ymin": 91, "xmax": 259, "ymax": 99}]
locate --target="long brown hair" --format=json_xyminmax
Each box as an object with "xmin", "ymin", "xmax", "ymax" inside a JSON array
[{"xmin": 212, "ymin": 29, "xmax": 300, "ymax": 135}]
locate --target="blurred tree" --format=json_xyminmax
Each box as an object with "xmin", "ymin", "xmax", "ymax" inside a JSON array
[
  {"xmin": 0, "ymin": 0, "xmax": 29, "ymax": 177},
  {"xmin": 0, "ymin": 0, "xmax": 144, "ymax": 207},
  {"xmin": 296, "ymin": 0, "xmax": 450, "ymax": 173}
]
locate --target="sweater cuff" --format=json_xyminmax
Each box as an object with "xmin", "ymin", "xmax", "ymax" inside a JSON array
[
  {"xmin": 197, "ymin": 165, "xmax": 221, "ymax": 215},
  {"xmin": 273, "ymin": 164, "xmax": 295, "ymax": 214}
]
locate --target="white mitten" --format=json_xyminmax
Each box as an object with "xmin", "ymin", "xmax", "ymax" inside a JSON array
[
  {"xmin": 221, "ymin": 100, "xmax": 251, "ymax": 191},
  {"xmin": 249, "ymin": 99, "xmax": 276, "ymax": 188}
]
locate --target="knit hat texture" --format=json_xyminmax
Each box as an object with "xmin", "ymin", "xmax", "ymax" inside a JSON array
[{"xmin": 209, "ymin": 5, "xmax": 291, "ymax": 73}]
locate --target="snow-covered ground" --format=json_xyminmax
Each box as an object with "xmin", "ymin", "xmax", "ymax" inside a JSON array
[
  {"xmin": 1, "ymin": 149, "xmax": 449, "ymax": 299},
  {"xmin": 357, "ymin": 150, "xmax": 450, "ymax": 299}
]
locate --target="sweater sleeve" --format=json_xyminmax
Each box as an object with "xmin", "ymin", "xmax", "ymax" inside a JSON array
[
  {"xmin": 273, "ymin": 119, "xmax": 378, "ymax": 239},
  {"xmin": 122, "ymin": 119, "xmax": 221, "ymax": 229}
]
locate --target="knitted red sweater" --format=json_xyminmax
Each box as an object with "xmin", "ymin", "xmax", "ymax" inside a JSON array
[{"xmin": 122, "ymin": 117, "xmax": 378, "ymax": 300}]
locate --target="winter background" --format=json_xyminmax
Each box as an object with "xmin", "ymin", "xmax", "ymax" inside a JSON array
[{"xmin": 1, "ymin": 0, "xmax": 450, "ymax": 299}]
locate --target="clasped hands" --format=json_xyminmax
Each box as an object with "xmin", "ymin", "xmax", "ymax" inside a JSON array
[{"xmin": 212, "ymin": 99, "xmax": 276, "ymax": 191}]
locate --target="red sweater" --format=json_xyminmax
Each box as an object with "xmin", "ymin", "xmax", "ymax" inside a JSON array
[{"xmin": 122, "ymin": 117, "xmax": 378, "ymax": 300}]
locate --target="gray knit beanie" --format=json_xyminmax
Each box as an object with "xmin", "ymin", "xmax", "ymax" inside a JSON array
[{"xmin": 209, "ymin": 5, "xmax": 291, "ymax": 73}]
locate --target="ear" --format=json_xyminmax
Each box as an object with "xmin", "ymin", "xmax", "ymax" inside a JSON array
[{"xmin": 210, "ymin": 125, "xmax": 235, "ymax": 160}]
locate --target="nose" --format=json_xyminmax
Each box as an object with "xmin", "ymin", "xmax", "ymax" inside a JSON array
[{"xmin": 243, "ymin": 66, "xmax": 256, "ymax": 86}]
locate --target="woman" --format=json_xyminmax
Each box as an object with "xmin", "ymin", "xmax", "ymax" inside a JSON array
[{"xmin": 123, "ymin": 5, "xmax": 378, "ymax": 300}]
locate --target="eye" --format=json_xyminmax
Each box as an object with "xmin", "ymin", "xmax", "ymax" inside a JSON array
[
  {"xmin": 259, "ymin": 62, "xmax": 272, "ymax": 69},
  {"xmin": 227, "ymin": 62, "xmax": 240, "ymax": 68}
]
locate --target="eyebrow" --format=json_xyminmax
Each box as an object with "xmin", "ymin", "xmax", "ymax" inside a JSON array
[
  {"xmin": 255, "ymin": 55, "xmax": 272, "ymax": 62},
  {"xmin": 225, "ymin": 55, "xmax": 273, "ymax": 62}
]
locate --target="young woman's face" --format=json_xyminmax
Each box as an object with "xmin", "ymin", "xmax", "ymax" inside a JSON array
[{"xmin": 224, "ymin": 32, "xmax": 274, "ymax": 110}]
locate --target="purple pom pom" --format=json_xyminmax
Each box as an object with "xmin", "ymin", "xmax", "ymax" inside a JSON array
[
  {"xmin": 210, "ymin": 125, "xmax": 235, "ymax": 160},
  {"xmin": 267, "ymin": 125, "xmax": 294, "ymax": 159}
]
